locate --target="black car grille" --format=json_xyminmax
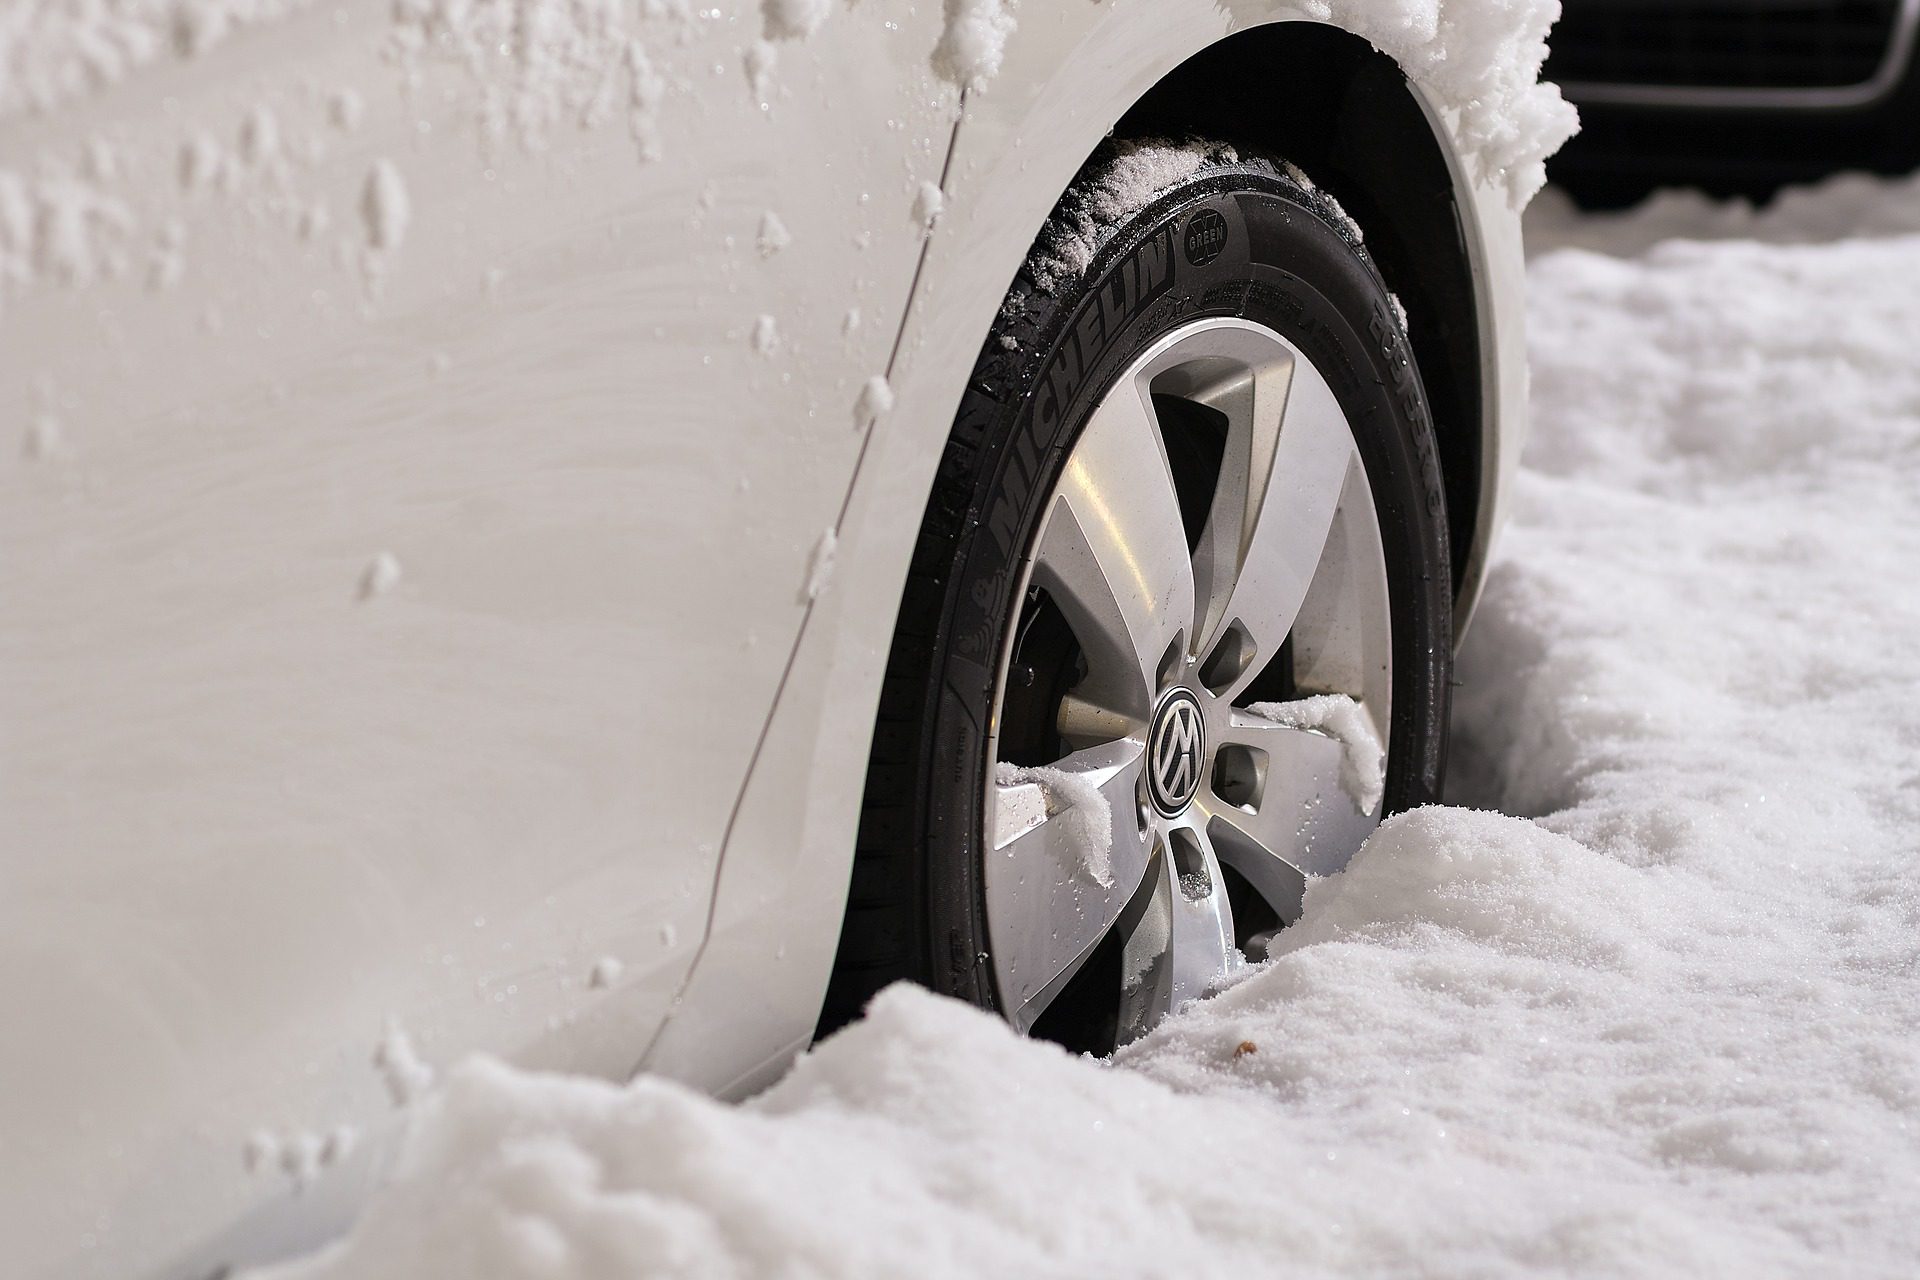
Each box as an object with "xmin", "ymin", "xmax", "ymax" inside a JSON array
[{"xmin": 1548, "ymin": 1, "xmax": 1903, "ymax": 90}]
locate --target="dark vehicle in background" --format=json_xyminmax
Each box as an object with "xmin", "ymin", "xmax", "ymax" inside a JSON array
[{"xmin": 1547, "ymin": 0, "xmax": 1920, "ymax": 205}]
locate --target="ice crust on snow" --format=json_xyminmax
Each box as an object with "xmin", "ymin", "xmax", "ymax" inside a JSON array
[
  {"xmin": 1247, "ymin": 694, "xmax": 1385, "ymax": 814},
  {"xmin": 249, "ymin": 176, "xmax": 1920, "ymax": 1279},
  {"xmin": 994, "ymin": 760, "xmax": 1114, "ymax": 888}
]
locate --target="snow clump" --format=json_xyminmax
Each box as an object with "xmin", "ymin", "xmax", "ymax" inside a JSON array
[
  {"xmin": 931, "ymin": 0, "xmax": 1016, "ymax": 91},
  {"xmin": 756, "ymin": 210, "xmax": 791, "ymax": 258},
  {"xmin": 1299, "ymin": 0, "xmax": 1578, "ymax": 204},
  {"xmin": 750, "ymin": 313, "xmax": 779, "ymax": 355},
  {"xmin": 910, "ymin": 180, "xmax": 944, "ymax": 231},
  {"xmin": 853, "ymin": 374, "xmax": 893, "ymax": 428},
  {"xmin": 994, "ymin": 760, "xmax": 1114, "ymax": 888},
  {"xmin": 1247, "ymin": 694, "xmax": 1385, "ymax": 814}
]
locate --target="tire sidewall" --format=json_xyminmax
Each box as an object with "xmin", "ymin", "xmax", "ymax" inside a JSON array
[{"xmin": 922, "ymin": 167, "xmax": 1451, "ymax": 1007}]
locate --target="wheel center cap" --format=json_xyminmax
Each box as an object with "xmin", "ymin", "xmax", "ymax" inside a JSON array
[{"xmin": 1147, "ymin": 689, "xmax": 1206, "ymax": 818}]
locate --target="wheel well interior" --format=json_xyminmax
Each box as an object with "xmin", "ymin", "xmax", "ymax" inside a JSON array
[{"xmin": 1116, "ymin": 22, "xmax": 1485, "ymax": 594}]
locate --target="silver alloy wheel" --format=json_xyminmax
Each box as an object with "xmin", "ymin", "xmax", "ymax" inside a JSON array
[{"xmin": 984, "ymin": 317, "xmax": 1393, "ymax": 1041}]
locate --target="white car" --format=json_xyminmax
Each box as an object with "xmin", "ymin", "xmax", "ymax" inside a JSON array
[{"xmin": 1, "ymin": 2, "xmax": 1548, "ymax": 1276}]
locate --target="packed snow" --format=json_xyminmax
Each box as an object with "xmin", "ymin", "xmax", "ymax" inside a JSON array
[{"xmin": 244, "ymin": 171, "xmax": 1920, "ymax": 1278}]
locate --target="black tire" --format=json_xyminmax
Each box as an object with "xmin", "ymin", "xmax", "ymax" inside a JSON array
[{"xmin": 819, "ymin": 142, "xmax": 1451, "ymax": 1039}]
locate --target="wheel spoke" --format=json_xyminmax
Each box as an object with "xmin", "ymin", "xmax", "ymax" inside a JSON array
[
  {"xmin": 987, "ymin": 739, "xmax": 1152, "ymax": 1031},
  {"xmin": 1114, "ymin": 824, "xmax": 1237, "ymax": 1044},
  {"xmin": 1195, "ymin": 363, "xmax": 1359, "ymax": 699},
  {"xmin": 1205, "ymin": 708, "xmax": 1381, "ymax": 899},
  {"xmin": 1032, "ymin": 382, "xmax": 1197, "ymax": 715},
  {"xmin": 1163, "ymin": 820, "xmax": 1237, "ymax": 1012}
]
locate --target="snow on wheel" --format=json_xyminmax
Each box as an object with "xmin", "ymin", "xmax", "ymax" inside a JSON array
[{"xmin": 822, "ymin": 144, "xmax": 1453, "ymax": 1053}]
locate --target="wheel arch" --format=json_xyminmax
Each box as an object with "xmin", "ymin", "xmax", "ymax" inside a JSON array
[{"xmin": 1112, "ymin": 23, "xmax": 1489, "ymax": 605}]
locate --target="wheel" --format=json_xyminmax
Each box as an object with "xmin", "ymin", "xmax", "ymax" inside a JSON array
[{"xmin": 821, "ymin": 141, "xmax": 1452, "ymax": 1053}]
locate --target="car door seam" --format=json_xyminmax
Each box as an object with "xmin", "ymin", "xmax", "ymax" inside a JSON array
[{"xmin": 633, "ymin": 101, "xmax": 971, "ymax": 1074}]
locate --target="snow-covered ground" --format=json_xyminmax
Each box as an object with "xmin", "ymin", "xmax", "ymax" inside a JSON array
[{"xmin": 250, "ymin": 175, "xmax": 1920, "ymax": 1278}]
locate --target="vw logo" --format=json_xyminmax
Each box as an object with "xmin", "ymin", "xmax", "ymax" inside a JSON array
[{"xmin": 1147, "ymin": 689, "xmax": 1206, "ymax": 817}]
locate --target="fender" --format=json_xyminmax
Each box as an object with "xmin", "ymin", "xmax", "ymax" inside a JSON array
[{"xmin": 643, "ymin": 1, "xmax": 1531, "ymax": 1093}]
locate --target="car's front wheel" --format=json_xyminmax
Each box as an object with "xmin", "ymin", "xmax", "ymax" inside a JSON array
[{"xmin": 823, "ymin": 142, "xmax": 1452, "ymax": 1054}]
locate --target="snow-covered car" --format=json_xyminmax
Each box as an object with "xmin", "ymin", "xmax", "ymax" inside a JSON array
[
  {"xmin": 0, "ymin": 3, "xmax": 1570, "ymax": 1277},
  {"xmin": 1548, "ymin": 0, "xmax": 1920, "ymax": 203}
]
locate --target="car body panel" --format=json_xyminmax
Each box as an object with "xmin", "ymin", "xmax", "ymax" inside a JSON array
[
  {"xmin": 0, "ymin": 3, "xmax": 1526, "ymax": 1277},
  {"xmin": 0, "ymin": 2, "xmax": 954, "ymax": 1275}
]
